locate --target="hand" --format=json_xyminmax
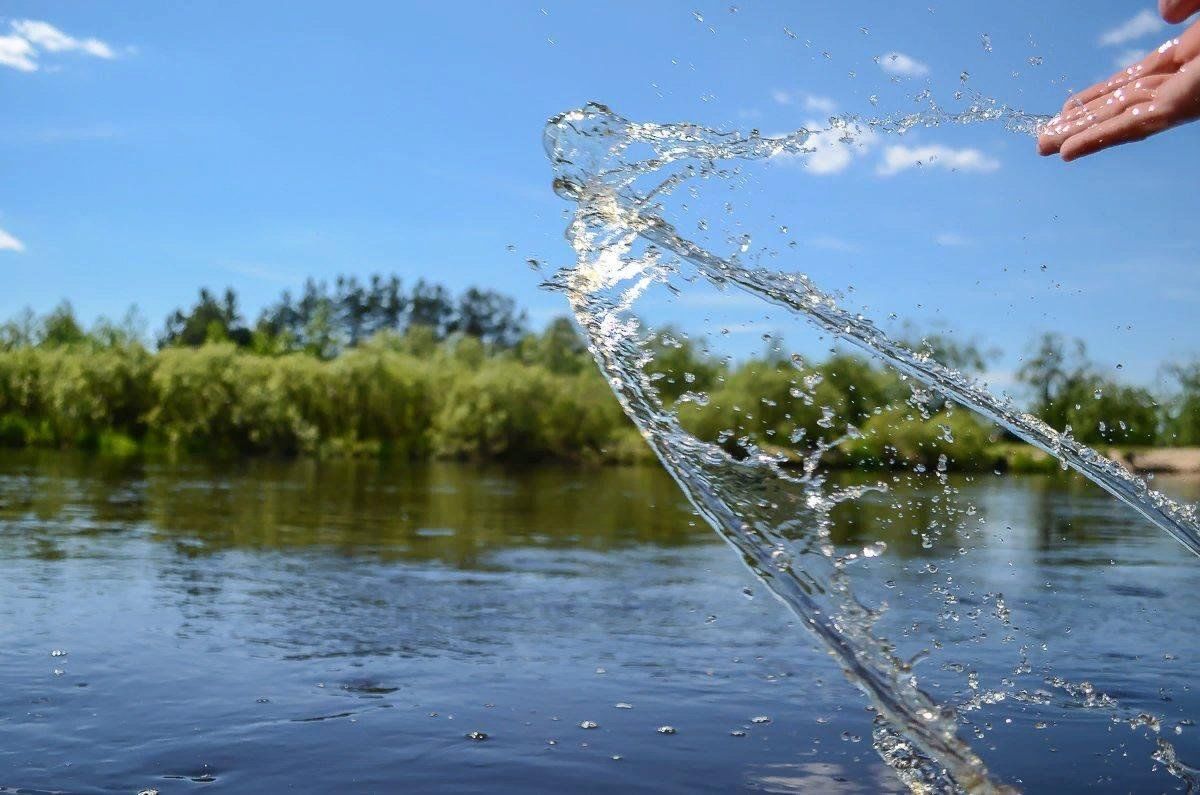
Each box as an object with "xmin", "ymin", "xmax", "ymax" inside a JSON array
[{"xmin": 1037, "ymin": 8, "xmax": 1200, "ymax": 161}]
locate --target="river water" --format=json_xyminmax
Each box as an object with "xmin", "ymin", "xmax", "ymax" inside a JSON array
[{"xmin": 1, "ymin": 451, "xmax": 1198, "ymax": 792}]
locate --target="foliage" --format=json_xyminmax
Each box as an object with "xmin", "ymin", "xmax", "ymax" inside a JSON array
[
  {"xmin": 1018, "ymin": 333, "xmax": 1159, "ymax": 445},
  {"xmin": 0, "ymin": 293, "xmax": 1194, "ymax": 467}
]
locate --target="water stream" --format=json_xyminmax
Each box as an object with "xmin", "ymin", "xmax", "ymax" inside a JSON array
[{"xmin": 543, "ymin": 102, "xmax": 1200, "ymax": 793}]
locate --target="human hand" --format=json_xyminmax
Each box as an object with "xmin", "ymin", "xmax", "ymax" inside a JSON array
[{"xmin": 1037, "ymin": 6, "xmax": 1200, "ymax": 161}]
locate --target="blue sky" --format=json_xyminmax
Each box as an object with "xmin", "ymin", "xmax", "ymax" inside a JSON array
[{"xmin": 1, "ymin": 1, "xmax": 1197, "ymax": 387}]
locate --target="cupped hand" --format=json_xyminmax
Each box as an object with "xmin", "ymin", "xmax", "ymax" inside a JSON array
[{"xmin": 1037, "ymin": 16, "xmax": 1200, "ymax": 161}]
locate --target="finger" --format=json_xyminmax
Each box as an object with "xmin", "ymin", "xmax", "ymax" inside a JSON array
[
  {"xmin": 1160, "ymin": 0, "xmax": 1200, "ymax": 24},
  {"xmin": 1037, "ymin": 78, "xmax": 1165, "ymax": 155},
  {"xmin": 1058, "ymin": 43, "xmax": 1179, "ymax": 115},
  {"xmin": 1059, "ymin": 103, "xmax": 1171, "ymax": 161}
]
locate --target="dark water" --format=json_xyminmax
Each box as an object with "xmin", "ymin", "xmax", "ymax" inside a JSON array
[{"xmin": 1, "ymin": 452, "xmax": 1198, "ymax": 793}]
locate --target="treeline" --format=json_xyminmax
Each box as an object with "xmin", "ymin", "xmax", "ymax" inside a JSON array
[
  {"xmin": 667, "ymin": 332, "xmax": 1199, "ymax": 471},
  {"xmin": 0, "ymin": 277, "xmax": 1196, "ymax": 467},
  {"xmin": 156, "ymin": 276, "xmax": 527, "ymax": 356}
]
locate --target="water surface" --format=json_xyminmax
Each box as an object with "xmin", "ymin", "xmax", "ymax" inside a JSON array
[{"xmin": 1, "ymin": 452, "xmax": 1198, "ymax": 792}]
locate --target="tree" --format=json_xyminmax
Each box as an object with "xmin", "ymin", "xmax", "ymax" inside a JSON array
[
  {"xmin": 1018, "ymin": 333, "xmax": 1159, "ymax": 445},
  {"xmin": 449, "ymin": 287, "xmax": 527, "ymax": 348},
  {"xmin": 408, "ymin": 279, "xmax": 455, "ymax": 337},
  {"xmin": 1163, "ymin": 360, "xmax": 1200, "ymax": 445},
  {"xmin": 90, "ymin": 305, "xmax": 148, "ymax": 349},
  {"xmin": 1018, "ymin": 333, "xmax": 1088, "ymax": 413},
  {"xmin": 518, "ymin": 316, "xmax": 590, "ymax": 375},
  {"xmin": 40, "ymin": 301, "xmax": 88, "ymax": 347},
  {"xmin": 0, "ymin": 308, "xmax": 38, "ymax": 351},
  {"xmin": 901, "ymin": 324, "xmax": 998, "ymax": 374},
  {"xmin": 644, "ymin": 327, "xmax": 721, "ymax": 402},
  {"xmin": 159, "ymin": 288, "xmax": 252, "ymax": 349}
]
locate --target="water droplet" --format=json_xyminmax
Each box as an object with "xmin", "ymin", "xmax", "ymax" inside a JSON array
[
  {"xmin": 981, "ymin": 33, "xmax": 992, "ymax": 52},
  {"xmin": 862, "ymin": 541, "xmax": 887, "ymax": 558},
  {"xmin": 466, "ymin": 731, "xmax": 489, "ymax": 741}
]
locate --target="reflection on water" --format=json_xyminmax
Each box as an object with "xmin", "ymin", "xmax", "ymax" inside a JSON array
[{"xmin": 0, "ymin": 451, "xmax": 1198, "ymax": 792}]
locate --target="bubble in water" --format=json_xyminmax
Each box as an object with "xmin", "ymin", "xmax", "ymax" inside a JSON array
[
  {"xmin": 580, "ymin": 720, "xmax": 599, "ymax": 730},
  {"xmin": 730, "ymin": 729, "xmax": 747, "ymax": 737},
  {"xmin": 657, "ymin": 725, "xmax": 678, "ymax": 735},
  {"xmin": 466, "ymin": 731, "xmax": 489, "ymax": 741},
  {"xmin": 981, "ymin": 33, "xmax": 992, "ymax": 51},
  {"xmin": 751, "ymin": 715, "xmax": 772, "ymax": 724},
  {"xmin": 50, "ymin": 649, "xmax": 67, "ymax": 658},
  {"xmin": 614, "ymin": 702, "xmax": 634, "ymax": 709}
]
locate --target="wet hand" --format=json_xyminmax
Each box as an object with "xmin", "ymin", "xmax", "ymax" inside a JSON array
[{"xmin": 1037, "ymin": 11, "xmax": 1200, "ymax": 161}]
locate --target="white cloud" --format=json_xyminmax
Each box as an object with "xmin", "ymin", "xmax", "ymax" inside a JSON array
[
  {"xmin": 803, "ymin": 94, "xmax": 837, "ymax": 114},
  {"xmin": 1113, "ymin": 48, "xmax": 1145, "ymax": 69},
  {"xmin": 0, "ymin": 228, "xmax": 26, "ymax": 253},
  {"xmin": 877, "ymin": 144, "xmax": 1000, "ymax": 176},
  {"xmin": 773, "ymin": 122, "xmax": 878, "ymax": 175},
  {"xmin": 771, "ymin": 90, "xmax": 837, "ymax": 114},
  {"xmin": 1098, "ymin": 9, "xmax": 1165, "ymax": 47},
  {"xmin": 935, "ymin": 232, "xmax": 971, "ymax": 247},
  {"xmin": 879, "ymin": 51, "xmax": 930, "ymax": 77},
  {"xmin": 0, "ymin": 20, "xmax": 116, "ymax": 72},
  {"xmin": 0, "ymin": 34, "xmax": 37, "ymax": 72}
]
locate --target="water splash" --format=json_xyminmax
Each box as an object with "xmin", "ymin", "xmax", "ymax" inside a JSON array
[{"xmin": 543, "ymin": 102, "xmax": 1200, "ymax": 791}]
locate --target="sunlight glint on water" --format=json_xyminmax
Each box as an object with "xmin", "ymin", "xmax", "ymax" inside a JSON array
[{"xmin": 543, "ymin": 102, "xmax": 1200, "ymax": 793}]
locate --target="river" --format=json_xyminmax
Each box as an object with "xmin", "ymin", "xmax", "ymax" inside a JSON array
[{"xmin": 1, "ymin": 451, "xmax": 1198, "ymax": 792}]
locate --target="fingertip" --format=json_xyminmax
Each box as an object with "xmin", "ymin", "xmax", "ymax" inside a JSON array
[{"xmin": 1159, "ymin": 0, "xmax": 1189, "ymax": 24}]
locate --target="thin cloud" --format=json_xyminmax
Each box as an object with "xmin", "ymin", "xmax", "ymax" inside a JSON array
[
  {"xmin": 877, "ymin": 144, "xmax": 1000, "ymax": 176},
  {"xmin": 879, "ymin": 51, "xmax": 930, "ymax": 77},
  {"xmin": 771, "ymin": 90, "xmax": 837, "ymax": 114},
  {"xmin": 1113, "ymin": 48, "xmax": 1145, "ymax": 69},
  {"xmin": 935, "ymin": 232, "xmax": 971, "ymax": 247},
  {"xmin": 0, "ymin": 227, "xmax": 26, "ymax": 253},
  {"xmin": 1, "ymin": 20, "xmax": 117, "ymax": 72},
  {"xmin": 1098, "ymin": 9, "xmax": 1165, "ymax": 46},
  {"xmin": 803, "ymin": 94, "xmax": 837, "ymax": 114}
]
